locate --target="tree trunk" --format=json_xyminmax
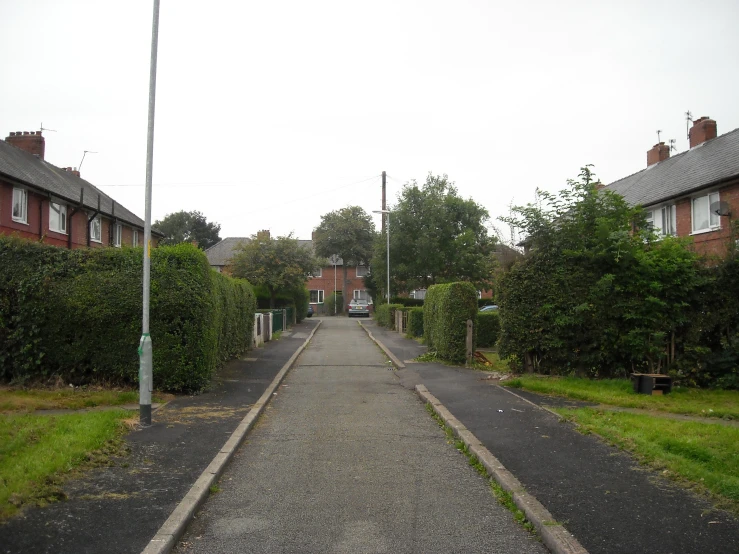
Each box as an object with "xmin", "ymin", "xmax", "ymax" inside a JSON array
[{"xmin": 269, "ymin": 287, "xmax": 276, "ymax": 309}]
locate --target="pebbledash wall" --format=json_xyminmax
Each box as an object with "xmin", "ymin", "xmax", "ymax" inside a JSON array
[{"xmin": 0, "ymin": 130, "xmax": 155, "ymax": 249}]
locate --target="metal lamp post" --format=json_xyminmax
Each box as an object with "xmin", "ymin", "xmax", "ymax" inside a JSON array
[
  {"xmin": 373, "ymin": 210, "xmax": 390, "ymax": 304},
  {"xmin": 139, "ymin": 0, "xmax": 160, "ymax": 426}
]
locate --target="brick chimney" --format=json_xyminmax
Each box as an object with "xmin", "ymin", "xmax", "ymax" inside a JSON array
[
  {"xmin": 64, "ymin": 167, "xmax": 81, "ymax": 178},
  {"xmin": 5, "ymin": 131, "xmax": 45, "ymax": 159},
  {"xmin": 256, "ymin": 229, "xmax": 270, "ymax": 240},
  {"xmin": 647, "ymin": 142, "xmax": 670, "ymax": 166},
  {"xmin": 689, "ymin": 116, "xmax": 717, "ymax": 148}
]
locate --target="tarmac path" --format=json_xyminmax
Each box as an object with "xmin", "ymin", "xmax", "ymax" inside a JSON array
[{"xmin": 174, "ymin": 317, "xmax": 545, "ymax": 554}]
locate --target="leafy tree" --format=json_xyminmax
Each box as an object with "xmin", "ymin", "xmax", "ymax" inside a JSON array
[
  {"xmin": 313, "ymin": 206, "xmax": 376, "ymax": 309},
  {"xmin": 497, "ymin": 166, "xmax": 703, "ymax": 377},
  {"xmin": 230, "ymin": 234, "xmax": 319, "ymax": 308},
  {"xmin": 372, "ymin": 173, "xmax": 496, "ymax": 296},
  {"xmin": 154, "ymin": 210, "xmax": 221, "ymax": 250}
]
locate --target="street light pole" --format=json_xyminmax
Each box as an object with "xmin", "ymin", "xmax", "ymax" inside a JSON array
[
  {"xmin": 373, "ymin": 210, "xmax": 390, "ymax": 304},
  {"xmin": 139, "ymin": 0, "xmax": 160, "ymax": 427}
]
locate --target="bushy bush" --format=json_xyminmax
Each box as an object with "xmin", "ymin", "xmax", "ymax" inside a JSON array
[
  {"xmin": 423, "ymin": 282, "xmax": 478, "ymax": 363},
  {"xmin": 407, "ymin": 307, "xmax": 424, "ymax": 337},
  {"xmin": 476, "ymin": 311, "xmax": 500, "ymax": 348},
  {"xmin": 0, "ymin": 237, "xmax": 255, "ymax": 392},
  {"xmin": 374, "ymin": 303, "xmax": 404, "ymax": 328},
  {"xmin": 325, "ymin": 292, "xmax": 343, "ymax": 315}
]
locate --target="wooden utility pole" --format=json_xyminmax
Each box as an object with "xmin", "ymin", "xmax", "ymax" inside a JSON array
[{"xmin": 381, "ymin": 170, "xmax": 386, "ymax": 234}]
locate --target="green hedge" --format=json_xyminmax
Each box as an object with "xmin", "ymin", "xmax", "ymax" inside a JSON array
[
  {"xmin": 0, "ymin": 237, "xmax": 255, "ymax": 392},
  {"xmin": 374, "ymin": 303, "xmax": 404, "ymax": 328},
  {"xmin": 476, "ymin": 311, "xmax": 500, "ymax": 348},
  {"xmin": 390, "ymin": 296, "xmax": 424, "ymax": 307},
  {"xmin": 423, "ymin": 282, "xmax": 478, "ymax": 363},
  {"xmin": 407, "ymin": 307, "xmax": 424, "ymax": 337}
]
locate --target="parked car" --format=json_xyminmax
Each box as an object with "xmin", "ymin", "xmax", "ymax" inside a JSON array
[
  {"xmin": 348, "ymin": 299, "xmax": 370, "ymax": 318},
  {"xmin": 479, "ymin": 305, "xmax": 499, "ymax": 312},
  {"xmin": 307, "ymin": 305, "xmax": 314, "ymax": 318}
]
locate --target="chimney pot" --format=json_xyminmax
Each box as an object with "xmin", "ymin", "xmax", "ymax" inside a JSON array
[
  {"xmin": 689, "ymin": 116, "xmax": 717, "ymax": 148},
  {"xmin": 5, "ymin": 129, "xmax": 46, "ymax": 160},
  {"xmin": 647, "ymin": 141, "xmax": 670, "ymax": 166}
]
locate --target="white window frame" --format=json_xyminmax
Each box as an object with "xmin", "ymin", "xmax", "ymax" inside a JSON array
[
  {"xmin": 12, "ymin": 188, "xmax": 28, "ymax": 223},
  {"xmin": 90, "ymin": 216, "xmax": 102, "ymax": 243},
  {"xmin": 312, "ymin": 268, "xmax": 323, "ymax": 278},
  {"xmin": 113, "ymin": 223, "xmax": 122, "ymax": 247},
  {"xmin": 356, "ymin": 265, "xmax": 368, "ymax": 277},
  {"xmin": 132, "ymin": 229, "xmax": 139, "ymax": 247},
  {"xmin": 49, "ymin": 202, "xmax": 67, "ymax": 234},
  {"xmin": 309, "ymin": 289, "xmax": 324, "ymax": 304},
  {"xmin": 646, "ymin": 204, "xmax": 676, "ymax": 237},
  {"xmin": 691, "ymin": 192, "xmax": 720, "ymax": 234}
]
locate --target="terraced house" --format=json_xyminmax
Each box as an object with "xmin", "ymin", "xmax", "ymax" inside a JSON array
[
  {"xmin": 606, "ymin": 116, "xmax": 739, "ymax": 257},
  {"xmin": 0, "ymin": 130, "xmax": 161, "ymax": 248}
]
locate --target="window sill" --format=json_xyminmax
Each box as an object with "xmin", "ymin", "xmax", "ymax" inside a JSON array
[
  {"xmin": 91, "ymin": 238, "xmax": 102, "ymax": 244},
  {"xmin": 11, "ymin": 219, "xmax": 29, "ymax": 225},
  {"xmin": 49, "ymin": 229, "xmax": 68, "ymax": 235},
  {"xmin": 690, "ymin": 227, "xmax": 721, "ymax": 236}
]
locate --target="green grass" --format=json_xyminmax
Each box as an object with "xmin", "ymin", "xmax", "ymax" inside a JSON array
[
  {"xmin": 0, "ymin": 410, "xmax": 132, "ymax": 519},
  {"xmin": 556, "ymin": 408, "xmax": 739, "ymax": 515},
  {"xmin": 503, "ymin": 375, "xmax": 739, "ymax": 419},
  {"xmin": 0, "ymin": 387, "xmax": 171, "ymax": 413}
]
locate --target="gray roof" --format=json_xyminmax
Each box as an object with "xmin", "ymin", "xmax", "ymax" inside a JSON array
[
  {"xmin": 605, "ymin": 127, "xmax": 739, "ymax": 207},
  {"xmin": 205, "ymin": 237, "xmax": 350, "ymax": 268},
  {"xmin": 205, "ymin": 237, "xmax": 250, "ymax": 266},
  {"xmin": 0, "ymin": 140, "xmax": 157, "ymax": 232}
]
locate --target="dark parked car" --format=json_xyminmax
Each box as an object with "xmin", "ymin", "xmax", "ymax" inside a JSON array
[
  {"xmin": 479, "ymin": 305, "xmax": 499, "ymax": 312},
  {"xmin": 348, "ymin": 299, "xmax": 370, "ymax": 317},
  {"xmin": 307, "ymin": 305, "xmax": 314, "ymax": 318}
]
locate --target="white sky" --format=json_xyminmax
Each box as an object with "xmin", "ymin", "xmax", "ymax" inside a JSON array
[{"xmin": 2, "ymin": 0, "xmax": 738, "ymax": 244}]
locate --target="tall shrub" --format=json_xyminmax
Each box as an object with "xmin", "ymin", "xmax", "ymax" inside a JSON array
[
  {"xmin": 476, "ymin": 312, "xmax": 500, "ymax": 348},
  {"xmin": 423, "ymin": 282, "xmax": 478, "ymax": 363},
  {"xmin": 407, "ymin": 307, "xmax": 424, "ymax": 337}
]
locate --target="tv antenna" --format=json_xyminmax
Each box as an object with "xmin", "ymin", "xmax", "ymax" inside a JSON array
[
  {"xmin": 656, "ymin": 130, "xmax": 662, "ymax": 143},
  {"xmin": 669, "ymin": 139, "xmax": 677, "ymax": 152},
  {"xmin": 39, "ymin": 122, "xmax": 57, "ymax": 133},
  {"xmin": 685, "ymin": 110, "xmax": 693, "ymax": 140},
  {"xmin": 79, "ymin": 150, "xmax": 98, "ymax": 171}
]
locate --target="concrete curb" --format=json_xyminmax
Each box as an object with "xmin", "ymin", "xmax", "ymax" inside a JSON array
[
  {"xmin": 358, "ymin": 321, "xmax": 406, "ymax": 369},
  {"xmin": 140, "ymin": 320, "xmax": 323, "ymax": 554},
  {"xmin": 416, "ymin": 384, "xmax": 588, "ymax": 554}
]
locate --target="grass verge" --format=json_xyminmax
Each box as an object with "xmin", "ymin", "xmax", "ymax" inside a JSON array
[
  {"xmin": 424, "ymin": 403, "xmax": 536, "ymax": 534},
  {"xmin": 0, "ymin": 387, "xmax": 172, "ymax": 413},
  {"xmin": 556, "ymin": 407, "xmax": 739, "ymax": 516},
  {"xmin": 503, "ymin": 375, "xmax": 739, "ymax": 419},
  {"xmin": 0, "ymin": 409, "xmax": 132, "ymax": 520}
]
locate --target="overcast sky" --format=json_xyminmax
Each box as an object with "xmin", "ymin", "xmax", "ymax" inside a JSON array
[{"xmin": 2, "ymin": 0, "xmax": 738, "ymax": 244}]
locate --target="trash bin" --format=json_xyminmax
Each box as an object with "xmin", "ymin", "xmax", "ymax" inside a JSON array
[{"xmin": 631, "ymin": 373, "xmax": 673, "ymax": 395}]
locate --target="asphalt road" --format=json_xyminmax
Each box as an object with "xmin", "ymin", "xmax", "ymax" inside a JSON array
[{"xmin": 174, "ymin": 317, "xmax": 545, "ymax": 554}]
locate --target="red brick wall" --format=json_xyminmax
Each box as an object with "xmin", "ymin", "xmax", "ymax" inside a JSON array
[
  {"xmin": 306, "ymin": 265, "xmax": 370, "ymax": 311},
  {"xmin": 674, "ymin": 181, "xmax": 739, "ymax": 258}
]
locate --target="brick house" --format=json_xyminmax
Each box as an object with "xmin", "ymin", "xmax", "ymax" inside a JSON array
[
  {"xmin": 606, "ymin": 117, "xmax": 739, "ymax": 257},
  {"xmin": 0, "ymin": 130, "xmax": 160, "ymax": 249},
  {"xmin": 205, "ymin": 232, "xmax": 371, "ymax": 313}
]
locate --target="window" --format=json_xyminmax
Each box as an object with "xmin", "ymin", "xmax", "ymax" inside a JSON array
[
  {"xmin": 646, "ymin": 204, "xmax": 676, "ymax": 237},
  {"xmin": 113, "ymin": 224, "xmax": 122, "ymax": 247},
  {"xmin": 356, "ymin": 265, "xmax": 368, "ymax": 277},
  {"xmin": 353, "ymin": 289, "xmax": 371, "ymax": 302},
  {"xmin": 133, "ymin": 230, "xmax": 139, "ymax": 247},
  {"xmin": 692, "ymin": 192, "xmax": 720, "ymax": 233},
  {"xmin": 477, "ymin": 290, "xmax": 483, "ymax": 299},
  {"xmin": 311, "ymin": 268, "xmax": 322, "ymax": 278},
  {"xmin": 309, "ymin": 290, "xmax": 324, "ymax": 304},
  {"xmin": 12, "ymin": 188, "xmax": 27, "ymax": 223},
  {"xmin": 90, "ymin": 217, "xmax": 102, "ymax": 242},
  {"xmin": 49, "ymin": 202, "xmax": 67, "ymax": 233}
]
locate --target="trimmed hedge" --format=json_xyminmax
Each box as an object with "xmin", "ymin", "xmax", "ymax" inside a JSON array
[
  {"xmin": 423, "ymin": 282, "xmax": 478, "ymax": 363},
  {"xmin": 0, "ymin": 237, "xmax": 255, "ymax": 392},
  {"xmin": 374, "ymin": 303, "xmax": 404, "ymax": 329},
  {"xmin": 407, "ymin": 307, "xmax": 424, "ymax": 337},
  {"xmin": 476, "ymin": 311, "xmax": 500, "ymax": 348},
  {"xmin": 390, "ymin": 296, "xmax": 424, "ymax": 307}
]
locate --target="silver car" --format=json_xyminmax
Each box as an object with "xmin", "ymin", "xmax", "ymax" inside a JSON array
[{"xmin": 348, "ymin": 299, "xmax": 370, "ymax": 317}]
